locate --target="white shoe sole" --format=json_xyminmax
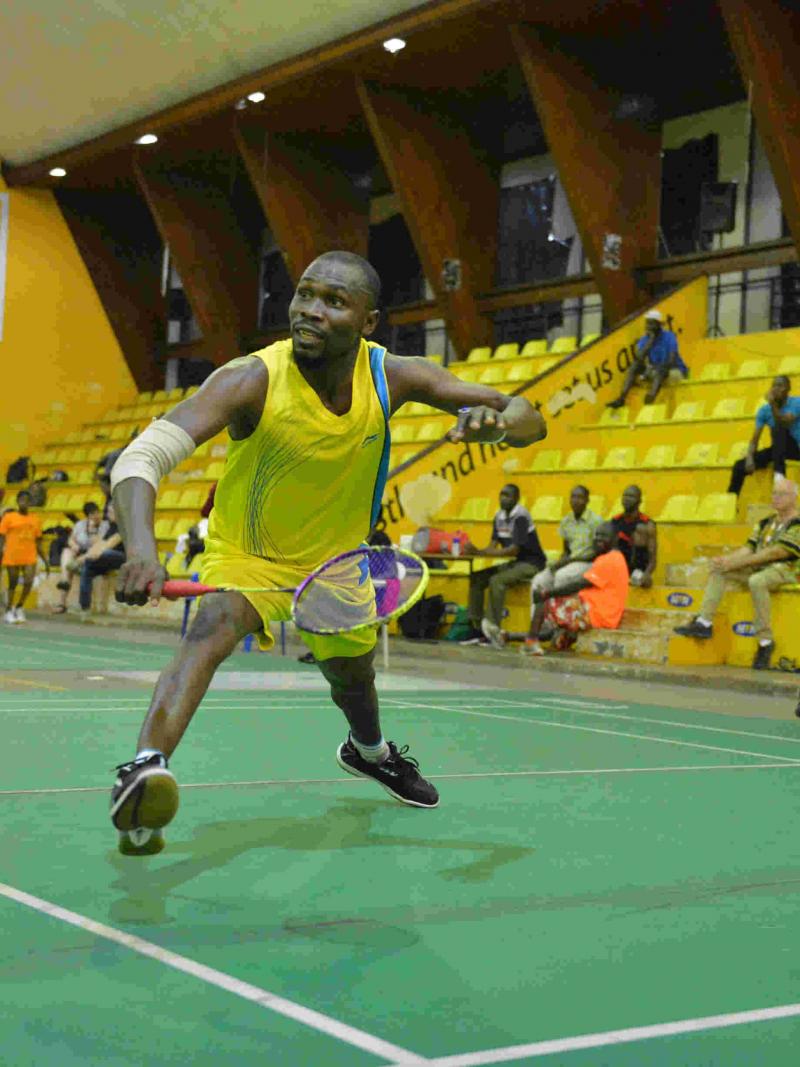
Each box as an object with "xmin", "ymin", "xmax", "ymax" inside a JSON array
[{"xmin": 110, "ymin": 767, "xmax": 179, "ymax": 831}]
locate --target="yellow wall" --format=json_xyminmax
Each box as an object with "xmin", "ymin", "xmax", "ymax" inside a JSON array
[
  {"xmin": 382, "ymin": 277, "xmax": 709, "ymax": 538},
  {"xmin": 0, "ymin": 172, "xmax": 135, "ymax": 472}
]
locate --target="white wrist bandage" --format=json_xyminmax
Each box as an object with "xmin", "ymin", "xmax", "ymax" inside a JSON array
[{"xmin": 110, "ymin": 419, "xmax": 196, "ymax": 494}]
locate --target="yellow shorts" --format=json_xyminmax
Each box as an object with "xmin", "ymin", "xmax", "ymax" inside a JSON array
[{"xmin": 200, "ymin": 543, "xmax": 377, "ymax": 661}]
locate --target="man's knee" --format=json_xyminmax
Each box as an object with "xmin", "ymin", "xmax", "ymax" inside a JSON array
[
  {"xmin": 747, "ymin": 570, "xmax": 771, "ymax": 594},
  {"xmin": 318, "ymin": 651, "xmax": 375, "ymax": 694},
  {"xmin": 185, "ymin": 596, "xmax": 251, "ymax": 660}
]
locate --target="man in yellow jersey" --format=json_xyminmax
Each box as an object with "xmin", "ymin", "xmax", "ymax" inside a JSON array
[{"xmin": 109, "ymin": 251, "xmax": 546, "ymax": 855}]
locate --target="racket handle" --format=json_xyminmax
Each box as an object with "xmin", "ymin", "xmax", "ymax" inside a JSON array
[{"xmin": 158, "ymin": 579, "xmax": 219, "ymax": 600}]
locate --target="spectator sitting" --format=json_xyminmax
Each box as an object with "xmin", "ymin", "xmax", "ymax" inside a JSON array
[
  {"xmin": 1, "ymin": 490, "xmax": 50, "ymax": 624},
  {"xmin": 530, "ymin": 485, "xmax": 602, "ymax": 609},
  {"xmin": 611, "ymin": 485, "xmax": 657, "ymax": 588},
  {"xmin": 78, "ymin": 502, "xmax": 126, "ymax": 621},
  {"xmin": 53, "ymin": 501, "xmax": 106, "ymax": 614},
  {"xmin": 525, "ymin": 523, "xmax": 628, "ymax": 654},
  {"xmin": 673, "ymin": 479, "xmax": 800, "ymax": 670},
  {"xmin": 728, "ymin": 375, "xmax": 800, "ymax": 496},
  {"xmin": 607, "ymin": 309, "xmax": 688, "ymax": 409},
  {"xmin": 461, "ymin": 483, "xmax": 546, "ymax": 648}
]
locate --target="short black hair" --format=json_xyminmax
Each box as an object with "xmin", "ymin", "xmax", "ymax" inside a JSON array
[
  {"xmin": 83, "ymin": 501, "xmax": 100, "ymax": 516},
  {"xmin": 775, "ymin": 374, "xmax": 790, "ymax": 387},
  {"xmin": 311, "ymin": 251, "xmax": 381, "ymax": 308},
  {"xmin": 502, "ymin": 483, "xmax": 521, "ymax": 502},
  {"xmin": 573, "ymin": 485, "xmax": 590, "ymax": 497},
  {"xmin": 16, "ymin": 490, "xmax": 31, "ymax": 500}
]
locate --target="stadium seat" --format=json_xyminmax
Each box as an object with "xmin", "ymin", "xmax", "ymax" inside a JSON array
[
  {"xmin": 152, "ymin": 390, "xmax": 168, "ymax": 402},
  {"xmin": 697, "ymin": 492, "xmax": 737, "ymax": 523},
  {"xmin": 735, "ymin": 359, "xmax": 769, "ymax": 379},
  {"xmin": 698, "ymin": 362, "xmax": 731, "ymax": 382},
  {"xmin": 564, "ymin": 449, "xmax": 598, "ymax": 471},
  {"xmin": 521, "ymin": 340, "xmax": 548, "ymax": 357},
  {"xmin": 656, "ymin": 495, "xmax": 699, "ymax": 522},
  {"xmin": 536, "ymin": 358, "xmax": 558, "ymax": 373},
  {"xmin": 178, "ymin": 488, "xmax": 204, "ymax": 509},
  {"xmin": 204, "ymin": 460, "xmax": 226, "ymax": 480},
  {"xmin": 167, "ymin": 387, "xmax": 185, "ymax": 400},
  {"xmin": 154, "ymin": 518, "xmax": 177, "ymax": 540},
  {"xmin": 677, "ymin": 441, "xmax": 720, "ymax": 467},
  {"xmin": 426, "ymin": 354, "xmax": 443, "ymax": 365},
  {"xmin": 466, "ymin": 346, "xmax": 492, "ymax": 364},
  {"xmin": 493, "ymin": 343, "xmax": 520, "ymax": 361},
  {"xmin": 456, "ymin": 365, "xmax": 480, "ymax": 382},
  {"xmin": 65, "ymin": 493, "xmax": 87, "ymax": 510},
  {"xmin": 720, "ymin": 440, "xmax": 748, "ymax": 466},
  {"xmin": 598, "ymin": 406, "xmax": 630, "ymax": 427},
  {"xmin": 777, "ymin": 356, "xmax": 800, "ymax": 376},
  {"xmin": 391, "ymin": 424, "xmax": 414, "ymax": 443},
  {"xmin": 671, "ymin": 401, "xmax": 704, "ymax": 422},
  {"xmin": 527, "ymin": 449, "xmax": 562, "ymax": 473},
  {"xmin": 73, "ymin": 466, "xmax": 93, "ymax": 484},
  {"xmin": 185, "ymin": 386, "xmax": 200, "ymax": 397},
  {"xmin": 708, "ymin": 397, "xmax": 745, "ymax": 420},
  {"xmin": 157, "ymin": 488, "xmax": 182, "ymax": 509},
  {"xmin": 634, "ymin": 404, "xmax": 667, "ymax": 426},
  {"xmin": 47, "ymin": 492, "xmax": 71, "ymax": 511},
  {"xmin": 138, "ymin": 391, "xmax": 153, "ymax": 403},
  {"xmin": 580, "ymin": 332, "xmax": 600, "ymax": 347},
  {"xmin": 63, "ymin": 431, "xmax": 80, "ymax": 444},
  {"xmin": 641, "ymin": 445, "xmax": 677, "ymax": 468},
  {"xmin": 415, "ymin": 422, "xmax": 446, "ymax": 443},
  {"xmin": 529, "ymin": 496, "xmax": 562, "ymax": 522},
  {"xmin": 478, "ymin": 365, "xmax": 505, "ymax": 385},
  {"xmin": 505, "ymin": 362, "xmax": 536, "ymax": 383},
  {"xmin": 601, "ymin": 446, "xmax": 636, "ymax": 470},
  {"xmin": 549, "ymin": 336, "xmax": 576, "ymax": 355},
  {"xmin": 458, "ymin": 498, "xmax": 491, "ymax": 521}
]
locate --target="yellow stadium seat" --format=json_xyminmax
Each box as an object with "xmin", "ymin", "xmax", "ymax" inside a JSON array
[
  {"xmin": 456, "ymin": 366, "xmax": 480, "ymax": 382},
  {"xmin": 640, "ymin": 445, "xmax": 677, "ymax": 468},
  {"xmin": 506, "ymin": 362, "xmax": 536, "ymax": 383},
  {"xmin": 458, "ymin": 498, "xmax": 492, "ymax": 521},
  {"xmin": 63, "ymin": 431, "xmax": 80, "ymax": 445},
  {"xmin": 167, "ymin": 387, "xmax": 185, "ymax": 400},
  {"xmin": 736, "ymin": 359, "xmax": 769, "ymax": 379},
  {"xmin": 536, "ymin": 358, "xmax": 558, "ymax": 373},
  {"xmin": 47, "ymin": 492, "xmax": 71, "ymax": 511},
  {"xmin": 478, "ymin": 365, "xmax": 505, "ymax": 385},
  {"xmin": 549, "ymin": 336, "xmax": 577, "ymax": 355},
  {"xmin": 564, "ymin": 449, "xmax": 598, "ymax": 471},
  {"xmin": 157, "ymin": 488, "xmax": 182, "ymax": 509},
  {"xmin": 529, "ymin": 496, "xmax": 562, "ymax": 522},
  {"xmin": 73, "ymin": 466, "xmax": 93, "ymax": 484},
  {"xmin": 426, "ymin": 354, "xmax": 444, "ymax": 365},
  {"xmin": 656, "ymin": 495, "xmax": 699, "ymax": 522},
  {"xmin": 65, "ymin": 493, "xmax": 88, "ymax": 510},
  {"xmin": 448, "ymin": 362, "xmax": 470, "ymax": 378},
  {"xmin": 391, "ymin": 424, "xmax": 414, "ymax": 443},
  {"xmin": 493, "ymin": 343, "xmax": 520, "ymax": 361},
  {"xmin": 178, "ymin": 488, "xmax": 204, "ymax": 510},
  {"xmin": 204, "ymin": 460, "xmax": 226, "ymax": 481},
  {"xmin": 635, "ymin": 403, "xmax": 667, "ymax": 425},
  {"xmin": 415, "ymin": 422, "xmax": 446, "ymax": 443},
  {"xmin": 697, "ymin": 492, "xmax": 737, "ymax": 523},
  {"xmin": 599, "ymin": 406, "xmax": 630, "ymax": 427},
  {"xmin": 589, "ymin": 496, "xmax": 606, "ymax": 519},
  {"xmin": 152, "ymin": 390, "xmax": 168, "ymax": 402},
  {"xmin": 699, "ymin": 362, "xmax": 731, "ymax": 382},
  {"xmin": 528, "ymin": 449, "xmax": 562, "ymax": 473},
  {"xmin": 521, "ymin": 339, "xmax": 548, "ymax": 357},
  {"xmin": 671, "ymin": 401, "xmax": 704, "ymax": 422},
  {"xmin": 184, "ymin": 386, "xmax": 200, "ymax": 397},
  {"xmin": 154, "ymin": 518, "xmax": 177, "ymax": 540},
  {"xmin": 138, "ymin": 391, "xmax": 153, "ymax": 403},
  {"xmin": 720, "ymin": 440, "xmax": 749, "ymax": 466},
  {"xmin": 777, "ymin": 356, "xmax": 800, "ymax": 376},
  {"xmin": 708, "ymin": 397, "xmax": 745, "ymax": 420},
  {"xmin": 677, "ymin": 442, "xmax": 720, "ymax": 467},
  {"xmin": 602, "ymin": 447, "xmax": 636, "ymax": 470},
  {"xmin": 580, "ymin": 332, "xmax": 600, "ymax": 347},
  {"xmin": 466, "ymin": 346, "xmax": 492, "ymax": 364}
]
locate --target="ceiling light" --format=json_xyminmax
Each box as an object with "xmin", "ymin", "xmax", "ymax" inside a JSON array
[
  {"xmin": 135, "ymin": 133, "xmax": 158, "ymax": 145},
  {"xmin": 49, "ymin": 167, "xmax": 66, "ymax": 177},
  {"xmin": 247, "ymin": 91, "xmax": 265, "ymax": 103},
  {"xmin": 383, "ymin": 37, "xmax": 406, "ymax": 54}
]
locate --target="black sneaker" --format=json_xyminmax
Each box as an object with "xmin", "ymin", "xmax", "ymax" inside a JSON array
[
  {"xmin": 606, "ymin": 397, "xmax": 625, "ymax": 409},
  {"xmin": 673, "ymin": 617, "xmax": 713, "ymax": 639},
  {"xmin": 110, "ymin": 753, "xmax": 179, "ymax": 844},
  {"xmin": 752, "ymin": 641, "xmax": 775, "ymax": 670},
  {"xmin": 459, "ymin": 627, "xmax": 484, "ymax": 645},
  {"xmin": 336, "ymin": 738, "xmax": 439, "ymax": 808}
]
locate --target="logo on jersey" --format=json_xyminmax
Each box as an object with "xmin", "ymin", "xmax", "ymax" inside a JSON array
[{"xmin": 361, "ymin": 433, "xmax": 381, "ymax": 447}]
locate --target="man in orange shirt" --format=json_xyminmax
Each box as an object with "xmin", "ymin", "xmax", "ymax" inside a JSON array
[
  {"xmin": 525, "ymin": 523, "xmax": 628, "ymax": 653},
  {"xmin": 0, "ymin": 490, "xmax": 49, "ymax": 623}
]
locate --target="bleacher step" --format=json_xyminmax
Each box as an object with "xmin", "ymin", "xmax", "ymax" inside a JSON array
[{"xmin": 575, "ymin": 627, "xmax": 670, "ymax": 665}]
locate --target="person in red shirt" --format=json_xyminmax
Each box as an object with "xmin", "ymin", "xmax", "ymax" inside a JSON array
[
  {"xmin": 526, "ymin": 523, "xmax": 628, "ymax": 653},
  {"xmin": 0, "ymin": 490, "xmax": 49, "ymax": 623},
  {"xmin": 610, "ymin": 485, "xmax": 657, "ymax": 588}
]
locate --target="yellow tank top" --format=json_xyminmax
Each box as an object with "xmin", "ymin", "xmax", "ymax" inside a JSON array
[{"xmin": 207, "ymin": 337, "xmax": 390, "ymax": 569}]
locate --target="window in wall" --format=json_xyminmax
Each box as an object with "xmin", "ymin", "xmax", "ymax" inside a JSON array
[
  {"xmin": 659, "ymin": 133, "xmax": 719, "ymax": 256},
  {"xmin": 258, "ymin": 238, "xmax": 294, "ymax": 332},
  {"xmin": 368, "ymin": 212, "xmax": 424, "ymax": 352},
  {"xmin": 495, "ymin": 178, "xmax": 571, "ymax": 288},
  {"xmin": 164, "ymin": 253, "xmax": 202, "ymax": 345}
]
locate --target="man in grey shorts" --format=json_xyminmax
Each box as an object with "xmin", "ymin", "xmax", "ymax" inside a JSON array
[{"xmin": 524, "ymin": 485, "xmax": 602, "ymax": 654}]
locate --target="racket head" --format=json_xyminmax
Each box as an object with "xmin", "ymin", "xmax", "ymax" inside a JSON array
[{"xmin": 291, "ymin": 545, "xmax": 429, "ymax": 635}]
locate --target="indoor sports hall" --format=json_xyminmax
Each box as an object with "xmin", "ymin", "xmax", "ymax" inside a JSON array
[{"xmin": 3, "ymin": 0, "xmax": 800, "ymax": 1064}]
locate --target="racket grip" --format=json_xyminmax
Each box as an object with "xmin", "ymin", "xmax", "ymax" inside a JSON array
[
  {"xmin": 456, "ymin": 406, "xmax": 472, "ymax": 435},
  {"xmin": 158, "ymin": 579, "xmax": 218, "ymax": 600}
]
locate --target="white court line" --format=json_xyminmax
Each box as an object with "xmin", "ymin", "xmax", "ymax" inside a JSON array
[
  {"xmin": 0, "ymin": 636, "xmax": 167, "ymax": 668},
  {"xmin": 381, "ymin": 699, "xmax": 800, "ymax": 764},
  {"xmin": 0, "ymin": 881, "xmax": 427, "ymax": 1064},
  {"xmin": 2, "ymin": 762, "xmax": 797, "ymax": 798},
  {"xmin": 484, "ymin": 696, "xmax": 800, "ymax": 748},
  {"xmin": 520, "ymin": 696, "xmax": 629, "ymax": 710},
  {"xmin": 388, "ymin": 1001, "xmax": 800, "ymax": 1065}
]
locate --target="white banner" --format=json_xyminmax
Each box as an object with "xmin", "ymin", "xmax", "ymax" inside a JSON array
[{"xmin": 0, "ymin": 193, "xmax": 8, "ymax": 341}]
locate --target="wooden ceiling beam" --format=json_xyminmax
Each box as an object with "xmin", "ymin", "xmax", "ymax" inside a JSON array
[
  {"xmin": 234, "ymin": 121, "xmax": 368, "ymax": 284},
  {"xmin": 719, "ymin": 0, "xmax": 800, "ymax": 253},
  {"xmin": 133, "ymin": 151, "xmax": 260, "ymax": 366},
  {"xmin": 511, "ymin": 23, "xmax": 661, "ymax": 324},
  {"xmin": 357, "ymin": 79, "xmax": 497, "ymax": 358}
]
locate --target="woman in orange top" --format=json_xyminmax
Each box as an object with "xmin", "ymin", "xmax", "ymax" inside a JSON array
[{"xmin": 0, "ymin": 490, "xmax": 49, "ymax": 623}]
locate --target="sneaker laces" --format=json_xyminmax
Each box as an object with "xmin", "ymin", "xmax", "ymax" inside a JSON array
[
  {"xmin": 384, "ymin": 743, "xmax": 421, "ymax": 776},
  {"xmin": 113, "ymin": 753, "xmax": 167, "ymax": 774}
]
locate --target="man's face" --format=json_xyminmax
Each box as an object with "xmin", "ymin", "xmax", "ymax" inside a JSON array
[
  {"xmin": 570, "ymin": 488, "xmax": 588, "ymax": 516},
  {"xmin": 772, "ymin": 483, "xmax": 797, "ymax": 510},
  {"xmin": 593, "ymin": 525, "xmax": 615, "ymax": 554},
  {"xmin": 645, "ymin": 316, "xmax": 662, "ymax": 336},
  {"xmin": 771, "ymin": 377, "xmax": 790, "ymax": 405},
  {"xmin": 288, "ymin": 259, "xmax": 378, "ymax": 365},
  {"xmin": 16, "ymin": 494, "xmax": 31, "ymax": 513},
  {"xmin": 622, "ymin": 486, "xmax": 641, "ymax": 513},
  {"xmin": 499, "ymin": 487, "xmax": 517, "ymax": 512}
]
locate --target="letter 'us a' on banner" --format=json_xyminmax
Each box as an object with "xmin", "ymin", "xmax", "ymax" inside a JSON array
[
  {"xmin": 379, "ymin": 275, "xmax": 708, "ymax": 540},
  {"xmin": 0, "ymin": 193, "xmax": 8, "ymax": 342}
]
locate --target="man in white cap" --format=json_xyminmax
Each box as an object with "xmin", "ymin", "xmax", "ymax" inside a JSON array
[{"xmin": 607, "ymin": 309, "xmax": 688, "ymax": 409}]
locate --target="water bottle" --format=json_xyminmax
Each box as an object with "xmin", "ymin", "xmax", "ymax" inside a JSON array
[{"xmin": 452, "ymin": 533, "xmax": 461, "ymax": 558}]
